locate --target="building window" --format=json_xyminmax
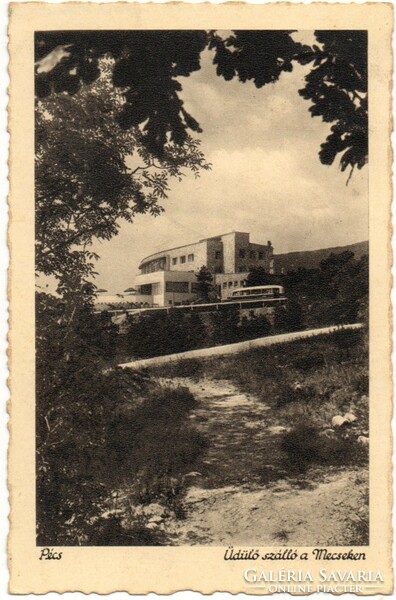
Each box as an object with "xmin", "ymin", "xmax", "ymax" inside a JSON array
[
  {"xmin": 215, "ymin": 250, "xmax": 222, "ymax": 259},
  {"xmin": 141, "ymin": 258, "xmax": 166, "ymax": 274},
  {"xmin": 234, "ymin": 281, "xmax": 238, "ymax": 286},
  {"xmin": 188, "ymin": 253, "xmax": 194, "ymax": 262},
  {"xmin": 239, "ymin": 249, "xmax": 246, "ymax": 258},
  {"xmin": 258, "ymin": 251, "xmax": 264, "ymax": 260},
  {"xmin": 250, "ymin": 251, "xmax": 255, "ymax": 259},
  {"xmin": 180, "ymin": 255, "xmax": 186, "ymax": 264},
  {"xmin": 166, "ymin": 281, "xmax": 189, "ymax": 293},
  {"xmin": 222, "ymin": 282, "xmax": 227, "ymax": 289},
  {"xmin": 172, "ymin": 257, "xmax": 177, "ymax": 265},
  {"xmin": 228, "ymin": 281, "xmax": 233, "ymax": 288},
  {"xmin": 140, "ymin": 284, "xmax": 152, "ymax": 295}
]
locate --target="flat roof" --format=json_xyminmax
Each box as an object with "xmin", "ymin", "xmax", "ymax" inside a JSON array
[{"xmin": 139, "ymin": 231, "xmax": 250, "ymax": 266}]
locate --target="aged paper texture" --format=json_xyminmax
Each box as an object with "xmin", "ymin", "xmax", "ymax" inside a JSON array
[{"xmin": 8, "ymin": 1, "xmax": 393, "ymax": 594}]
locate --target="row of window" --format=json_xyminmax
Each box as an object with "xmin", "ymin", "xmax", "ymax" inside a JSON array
[
  {"xmin": 238, "ymin": 249, "xmax": 266, "ymax": 260},
  {"xmin": 222, "ymin": 280, "xmax": 245, "ymax": 289},
  {"xmin": 166, "ymin": 281, "xmax": 189, "ymax": 293},
  {"xmin": 139, "ymin": 281, "xmax": 197, "ymax": 295},
  {"xmin": 141, "ymin": 248, "xmax": 268, "ymax": 274},
  {"xmin": 141, "ymin": 258, "xmax": 167, "ymax": 274},
  {"xmin": 170, "ymin": 250, "xmax": 223, "ymax": 266},
  {"xmin": 172, "ymin": 253, "xmax": 194, "ymax": 266}
]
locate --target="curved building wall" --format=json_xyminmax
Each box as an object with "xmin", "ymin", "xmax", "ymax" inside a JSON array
[{"xmin": 135, "ymin": 232, "xmax": 274, "ymax": 306}]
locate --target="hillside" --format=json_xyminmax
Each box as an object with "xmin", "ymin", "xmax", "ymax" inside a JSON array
[{"xmin": 273, "ymin": 240, "xmax": 368, "ymax": 274}]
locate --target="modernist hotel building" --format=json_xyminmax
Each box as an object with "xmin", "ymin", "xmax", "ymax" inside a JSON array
[{"xmin": 134, "ymin": 231, "xmax": 274, "ymax": 307}]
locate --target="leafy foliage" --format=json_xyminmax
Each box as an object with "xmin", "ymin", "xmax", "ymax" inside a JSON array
[
  {"xmin": 303, "ymin": 251, "xmax": 368, "ymax": 326},
  {"xmin": 245, "ymin": 267, "xmax": 280, "ymax": 287},
  {"xmin": 246, "ymin": 250, "xmax": 368, "ymax": 328},
  {"xmin": 209, "ymin": 30, "xmax": 306, "ymax": 85},
  {"xmin": 124, "ymin": 306, "xmax": 273, "ymax": 360},
  {"xmin": 274, "ymin": 298, "xmax": 305, "ymax": 333},
  {"xmin": 35, "ymin": 29, "xmax": 368, "ymax": 173},
  {"xmin": 36, "ymin": 292, "xmax": 205, "ymax": 545},
  {"xmin": 36, "ymin": 62, "xmax": 209, "ymax": 285},
  {"xmin": 297, "ymin": 31, "xmax": 368, "ymax": 174},
  {"xmin": 35, "ymin": 42, "xmax": 212, "ymax": 545},
  {"xmin": 195, "ymin": 265, "xmax": 214, "ymax": 301},
  {"xmin": 36, "ymin": 290, "xmax": 136, "ymax": 543},
  {"xmin": 280, "ymin": 421, "xmax": 367, "ymax": 472},
  {"xmin": 35, "ymin": 31, "xmax": 208, "ymax": 158}
]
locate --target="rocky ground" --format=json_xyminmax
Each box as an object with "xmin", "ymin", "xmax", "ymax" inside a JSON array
[{"xmin": 122, "ymin": 377, "xmax": 368, "ymax": 546}]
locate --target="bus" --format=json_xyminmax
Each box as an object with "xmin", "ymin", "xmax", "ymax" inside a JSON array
[{"xmin": 225, "ymin": 285, "xmax": 285, "ymax": 302}]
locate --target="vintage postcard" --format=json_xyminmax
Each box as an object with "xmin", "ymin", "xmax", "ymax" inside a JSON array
[{"xmin": 8, "ymin": 1, "xmax": 393, "ymax": 594}]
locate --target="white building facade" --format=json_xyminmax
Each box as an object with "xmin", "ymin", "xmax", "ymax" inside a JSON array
[{"xmin": 134, "ymin": 231, "xmax": 274, "ymax": 307}]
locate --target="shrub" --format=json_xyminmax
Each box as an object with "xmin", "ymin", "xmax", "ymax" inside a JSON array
[
  {"xmin": 281, "ymin": 421, "xmax": 368, "ymax": 472},
  {"xmin": 275, "ymin": 383, "xmax": 319, "ymax": 408},
  {"xmin": 36, "ymin": 333, "xmax": 206, "ymax": 546},
  {"xmin": 281, "ymin": 423, "xmax": 320, "ymax": 470},
  {"xmin": 292, "ymin": 349, "xmax": 326, "ymax": 372},
  {"xmin": 239, "ymin": 314, "xmax": 272, "ymax": 340},
  {"xmin": 207, "ymin": 307, "xmax": 240, "ymax": 345},
  {"xmin": 88, "ymin": 515, "xmax": 168, "ymax": 546},
  {"xmin": 104, "ymin": 386, "xmax": 204, "ymax": 482},
  {"xmin": 126, "ymin": 312, "xmax": 191, "ymax": 358},
  {"xmin": 274, "ymin": 298, "xmax": 304, "ymax": 332}
]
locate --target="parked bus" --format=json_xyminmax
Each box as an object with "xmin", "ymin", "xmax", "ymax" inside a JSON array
[{"xmin": 225, "ymin": 285, "xmax": 285, "ymax": 302}]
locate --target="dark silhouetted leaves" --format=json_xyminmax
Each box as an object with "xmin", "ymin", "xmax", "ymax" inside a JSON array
[
  {"xmin": 298, "ymin": 31, "xmax": 368, "ymax": 174},
  {"xmin": 35, "ymin": 29, "xmax": 368, "ymax": 183},
  {"xmin": 209, "ymin": 30, "xmax": 307, "ymax": 87},
  {"xmin": 36, "ymin": 62, "xmax": 209, "ymax": 286},
  {"xmin": 35, "ymin": 30, "xmax": 208, "ymax": 158}
]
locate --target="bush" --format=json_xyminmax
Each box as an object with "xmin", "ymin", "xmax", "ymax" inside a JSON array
[
  {"xmin": 275, "ymin": 383, "xmax": 318, "ymax": 408},
  {"xmin": 104, "ymin": 386, "xmax": 204, "ymax": 482},
  {"xmin": 292, "ymin": 349, "xmax": 326, "ymax": 372},
  {"xmin": 239, "ymin": 314, "xmax": 272, "ymax": 340},
  {"xmin": 88, "ymin": 515, "xmax": 168, "ymax": 546},
  {"xmin": 37, "ymin": 381, "xmax": 206, "ymax": 545},
  {"xmin": 126, "ymin": 312, "xmax": 191, "ymax": 358},
  {"xmin": 281, "ymin": 423, "xmax": 320, "ymax": 470},
  {"xmin": 274, "ymin": 298, "xmax": 304, "ymax": 332},
  {"xmin": 36, "ymin": 293, "xmax": 206, "ymax": 546},
  {"xmin": 331, "ymin": 328, "xmax": 363, "ymax": 351},
  {"xmin": 281, "ymin": 421, "xmax": 368, "ymax": 472},
  {"xmin": 207, "ymin": 307, "xmax": 240, "ymax": 345}
]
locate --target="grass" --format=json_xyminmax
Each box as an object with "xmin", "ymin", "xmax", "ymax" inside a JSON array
[
  {"xmin": 103, "ymin": 384, "xmax": 207, "ymax": 504},
  {"xmin": 145, "ymin": 328, "xmax": 369, "ymax": 545},
  {"xmin": 41, "ymin": 379, "xmax": 207, "ymax": 546},
  {"xmin": 149, "ymin": 328, "xmax": 369, "ymax": 471}
]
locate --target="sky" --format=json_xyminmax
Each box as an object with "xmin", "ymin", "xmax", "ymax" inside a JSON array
[{"xmin": 91, "ymin": 34, "xmax": 368, "ymax": 294}]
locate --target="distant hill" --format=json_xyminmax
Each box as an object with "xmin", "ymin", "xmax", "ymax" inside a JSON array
[{"xmin": 273, "ymin": 240, "xmax": 368, "ymax": 274}]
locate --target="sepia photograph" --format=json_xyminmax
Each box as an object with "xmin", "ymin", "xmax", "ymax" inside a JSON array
[{"xmin": 34, "ymin": 27, "xmax": 370, "ymax": 548}]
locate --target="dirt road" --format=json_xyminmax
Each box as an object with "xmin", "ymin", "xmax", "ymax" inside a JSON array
[{"xmin": 159, "ymin": 377, "xmax": 367, "ymax": 546}]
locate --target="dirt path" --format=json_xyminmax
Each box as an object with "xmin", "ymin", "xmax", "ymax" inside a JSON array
[{"xmin": 159, "ymin": 377, "xmax": 367, "ymax": 546}]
